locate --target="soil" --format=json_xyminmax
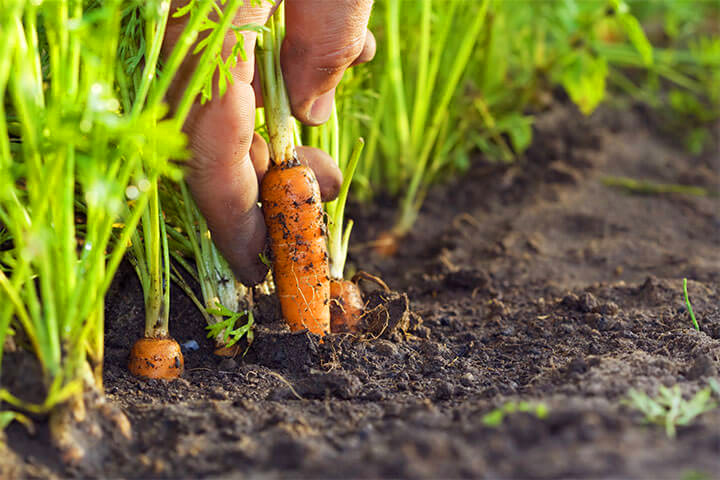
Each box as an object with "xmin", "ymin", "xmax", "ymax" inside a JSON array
[{"xmin": 2, "ymin": 104, "xmax": 719, "ymax": 479}]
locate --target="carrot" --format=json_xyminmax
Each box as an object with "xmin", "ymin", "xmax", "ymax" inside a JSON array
[
  {"xmin": 330, "ymin": 272, "xmax": 390, "ymax": 334},
  {"xmin": 128, "ymin": 337, "xmax": 184, "ymax": 380},
  {"xmin": 261, "ymin": 161, "xmax": 331, "ymax": 336},
  {"xmin": 330, "ymin": 279, "xmax": 364, "ymax": 333},
  {"xmin": 373, "ymin": 230, "xmax": 401, "ymax": 257},
  {"xmin": 257, "ymin": 6, "xmax": 331, "ymax": 336}
]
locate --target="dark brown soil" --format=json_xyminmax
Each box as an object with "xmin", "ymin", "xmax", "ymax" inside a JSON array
[{"xmin": 3, "ymin": 105, "xmax": 719, "ymax": 479}]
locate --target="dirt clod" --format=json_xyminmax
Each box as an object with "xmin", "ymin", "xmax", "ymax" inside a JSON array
[{"xmin": 361, "ymin": 290, "xmax": 422, "ymax": 339}]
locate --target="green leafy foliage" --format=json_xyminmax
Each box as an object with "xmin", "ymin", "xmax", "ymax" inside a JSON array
[
  {"xmin": 561, "ymin": 52, "xmax": 609, "ymax": 115},
  {"xmin": 0, "ymin": 0, "xmax": 249, "ymax": 430},
  {"xmin": 346, "ymin": 0, "xmax": 491, "ymax": 232},
  {"xmin": 205, "ymin": 304, "xmax": 254, "ymax": 350},
  {"xmin": 342, "ymin": 0, "xmax": 717, "ymax": 238},
  {"xmin": 626, "ymin": 384, "xmax": 718, "ymax": 438},
  {"xmin": 343, "ymin": 0, "xmax": 663, "ymax": 234},
  {"xmin": 611, "ymin": 0, "xmax": 653, "ymax": 65},
  {"xmin": 605, "ymin": 0, "xmax": 720, "ymax": 153}
]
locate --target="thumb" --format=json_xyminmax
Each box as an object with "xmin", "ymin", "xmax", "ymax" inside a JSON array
[{"xmin": 281, "ymin": 0, "xmax": 374, "ymax": 126}]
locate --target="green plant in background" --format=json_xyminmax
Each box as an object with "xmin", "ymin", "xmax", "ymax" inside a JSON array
[
  {"xmin": 337, "ymin": 0, "xmax": 657, "ymax": 240},
  {"xmin": 621, "ymin": 0, "xmax": 720, "ymax": 154},
  {"xmin": 363, "ymin": 0, "xmax": 491, "ymax": 240},
  {"xmin": 626, "ymin": 384, "xmax": 718, "ymax": 438},
  {"xmin": 482, "ymin": 400, "xmax": 549, "ymax": 427},
  {"xmin": 334, "ymin": 0, "xmax": 717, "ymax": 241},
  {"xmin": 463, "ymin": 0, "xmax": 654, "ymax": 160},
  {"xmin": 0, "ymin": 0, "xmax": 248, "ymax": 456}
]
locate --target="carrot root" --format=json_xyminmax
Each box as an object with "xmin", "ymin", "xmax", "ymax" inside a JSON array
[
  {"xmin": 351, "ymin": 271, "xmax": 391, "ymax": 292},
  {"xmin": 261, "ymin": 163, "xmax": 331, "ymax": 336},
  {"xmin": 128, "ymin": 337, "xmax": 184, "ymax": 380}
]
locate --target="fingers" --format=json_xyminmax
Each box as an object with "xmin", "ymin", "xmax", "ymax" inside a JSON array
[
  {"xmin": 250, "ymin": 132, "xmax": 270, "ymax": 181},
  {"xmin": 282, "ymin": 0, "xmax": 374, "ymax": 125},
  {"xmin": 350, "ymin": 30, "xmax": 376, "ymax": 67},
  {"xmin": 184, "ymin": 81, "xmax": 269, "ymax": 286},
  {"xmin": 166, "ymin": 2, "xmax": 272, "ymax": 286},
  {"xmin": 296, "ymin": 146, "xmax": 343, "ymax": 201},
  {"xmin": 249, "ymin": 139, "xmax": 342, "ymax": 201},
  {"xmin": 163, "ymin": 1, "xmax": 355, "ymax": 285}
]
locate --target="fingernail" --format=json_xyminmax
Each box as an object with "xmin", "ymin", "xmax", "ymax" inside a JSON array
[{"xmin": 307, "ymin": 90, "xmax": 335, "ymax": 125}]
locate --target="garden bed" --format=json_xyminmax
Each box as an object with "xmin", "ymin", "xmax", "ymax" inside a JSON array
[{"xmin": 3, "ymin": 104, "xmax": 719, "ymax": 478}]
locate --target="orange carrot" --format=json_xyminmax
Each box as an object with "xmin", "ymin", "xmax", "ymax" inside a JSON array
[
  {"xmin": 128, "ymin": 337, "xmax": 184, "ymax": 380},
  {"xmin": 330, "ymin": 272, "xmax": 390, "ymax": 334},
  {"xmin": 373, "ymin": 230, "xmax": 401, "ymax": 257},
  {"xmin": 260, "ymin": 161, "xmax": 331, "ymax": 336},
  {"xmin": 330, "ymin": 278, "xmax": 364, "ymax": 333}
]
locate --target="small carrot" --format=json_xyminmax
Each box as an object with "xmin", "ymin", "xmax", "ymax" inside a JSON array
[
  {"xmin": 330, "ymin": 278, "xmax": 364, "ymax": 333},
  {"xmin": 257, "ymin": 5, "xmax": 330, "ymax": 336},
  {"xmin": 128, "ymin": 337, "xmax": 184, "ymax": 380},
  {"xmin": 373, "ymin": 230, "xmax": 401, "ymax": 257},
  {"xmin": 330, "ymin": 272, "xmax": 390, "ymax": 334},
  {"xmin": 261, "ymin": 161, "xmax": 331, "ymax": 335},
  {"xmin": 127, "ymin": 182, "xmax": 183, "ymax": 380}
]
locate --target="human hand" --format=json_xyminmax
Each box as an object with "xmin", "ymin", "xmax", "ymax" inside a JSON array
[{"xmin": 163, "ymin": 0, "xmax": 375, "ymax": 286}]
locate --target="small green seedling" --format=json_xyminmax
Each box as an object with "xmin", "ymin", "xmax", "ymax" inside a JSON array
[
  {"xmin": 683, "ymin": 278, "xmax": 700, "ymax": 331},
  {"xmin": 482, "ymin": 401, "xmax": 549, "ymax": 427},
  {"xmin": 625, "ymin": 384, "xmax": 717, "ymax": 438}
]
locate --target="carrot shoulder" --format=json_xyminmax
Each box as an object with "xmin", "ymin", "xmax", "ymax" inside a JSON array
[
  {"xmin": 261, "ymin": 162, "xmax": 331, "ymax": 336},
  {"xmin": 128, "ymin": 337, "xmax": 184, "ymax": 380}
]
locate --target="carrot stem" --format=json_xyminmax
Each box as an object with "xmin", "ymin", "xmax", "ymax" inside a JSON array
[
  {"xmin": 328, "ymin": 138, "xmax": 364, "ymax": 279},
  {"xmin": 257, "ymin": 4, "xmax": 294, "ymax": 164}
]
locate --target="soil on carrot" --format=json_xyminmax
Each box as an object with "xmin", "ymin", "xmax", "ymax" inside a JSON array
[{"xmin": 3, "ymin": 104, "xmax": 719, "ymax": 479}]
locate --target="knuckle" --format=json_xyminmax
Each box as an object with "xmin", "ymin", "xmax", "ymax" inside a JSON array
[{"xmin": 310, "ymin": 36, "xmax": 366, "ymax": 73}]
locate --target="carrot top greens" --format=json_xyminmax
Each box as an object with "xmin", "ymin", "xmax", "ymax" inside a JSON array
[{"xmin": 0, "ymin": 0, "xmax": 249, "ymax": 433}]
